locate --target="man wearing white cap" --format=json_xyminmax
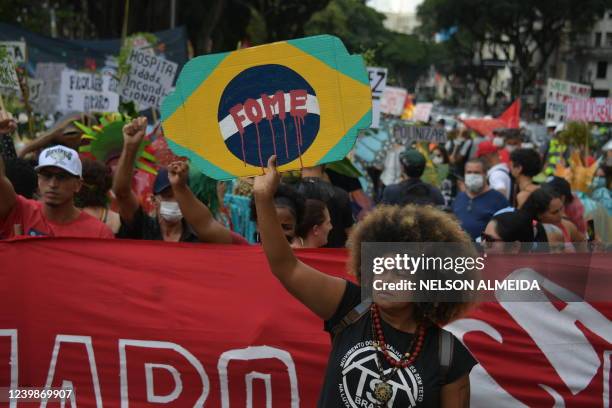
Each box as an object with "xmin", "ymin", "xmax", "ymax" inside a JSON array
[{"xmin": 0, "ymin": 112, "xmax": 114, "ymax": 239}]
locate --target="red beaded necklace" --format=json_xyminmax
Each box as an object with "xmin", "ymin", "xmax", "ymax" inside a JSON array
[{"xmin": 371, "ymin": 303, "xmax": 426, "ymax": 368}]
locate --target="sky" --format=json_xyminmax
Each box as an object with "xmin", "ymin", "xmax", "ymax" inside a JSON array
[{"xmin": 367, "ymin": 0, "xmax": 423, "ymax": 13}]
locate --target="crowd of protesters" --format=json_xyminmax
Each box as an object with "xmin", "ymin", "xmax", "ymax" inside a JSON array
[
  {"xmin": 1, "ymin": 106, "xmax": 610, "ymax": 406},
  {"xmin": 1, "ymin": 109, "xmax": 611, "ymax": 251}
]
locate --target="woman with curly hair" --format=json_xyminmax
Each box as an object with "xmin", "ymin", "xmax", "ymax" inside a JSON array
[{"xmin": 254, "ymin": 156, "xmax": 476, "ymax": 408}]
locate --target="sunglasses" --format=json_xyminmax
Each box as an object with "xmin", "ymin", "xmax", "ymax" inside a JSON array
[{"xmin": 37, "ymin": 170, "xmax": 75, "ymax": 182}]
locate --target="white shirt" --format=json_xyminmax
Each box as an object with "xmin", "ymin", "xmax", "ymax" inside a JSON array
[{"xmin": 487, "ymin": 162, "xmax": 511, "ymax": 201}]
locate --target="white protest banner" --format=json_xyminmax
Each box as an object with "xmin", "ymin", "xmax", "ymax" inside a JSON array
[
  {"xmin": 34, "ymin": 62, "xmax": 67, "ymax": 115},
  {"xmin": 367, "ymin": 67, "xmax": 387, "ymax": 128},
  {"xmin": 412, "ymin": 103, "xmax": 433, "ymax": 122},
  {"xmin": 545, "ymin": 79, "xmax": 590, "ymax": 123},
  {"xmin": 58, "ymin": 69, "xmax": 119, "ymax": 113},
  {"xmin": 0, "ymin": 41, "xmax": 26, "ymax": 64},
  {"xmin": 393, "ymin": 124, "xmax": 447, "ymax": 143},
  {"xmin": 380, "ymin": 86, "xmax": 407, "ymax": 116},
  {"xmin": 0, "ymin": 53, "xmax": 19, "ymax": 92},
  {"xmin": 565, "ymin": 97, "xmax": 612, "ymax": 123},
  {"xmin": 118, "ymin": 48, "xmax": 178, "ymax": 110}
]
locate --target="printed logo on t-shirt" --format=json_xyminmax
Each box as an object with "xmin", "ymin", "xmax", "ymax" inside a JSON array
[{"xmin": 339, "ymin": 340, "xmax": 424, "ymax": 407}]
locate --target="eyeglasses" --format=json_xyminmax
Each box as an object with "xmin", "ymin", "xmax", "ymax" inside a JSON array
[
  {"xmin": 480, "ymin": 233, "xmax": 504, "ymax": 243},
  {"xmin": 37, "ymin": 170, "xmax": 74, "ymax": 182}
]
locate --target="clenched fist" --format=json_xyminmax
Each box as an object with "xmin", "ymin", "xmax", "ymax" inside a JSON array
[
  {"xmin": 0, "ymin": 110, "xmax": 17, "ymax": 135},
  {"xmin": 122, "ymin": 117, "xmax": 147, "ymax": 147},
  {"xmin": 168, "ymin": 160, "xmax": 189, "ymax": 188},
  {"xmin": 253, "ymin": 155, "xmax": 280, "ymax": 201}
]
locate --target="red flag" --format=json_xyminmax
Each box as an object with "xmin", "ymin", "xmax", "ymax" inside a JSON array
[{"xmin": 499, "ymin": 99, "xmax": 521, "ymax": 128}]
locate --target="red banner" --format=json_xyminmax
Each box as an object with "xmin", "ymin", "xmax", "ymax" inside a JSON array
[{"xmin": 0, "ymin": 239, "xmax": 610, "ymax": 407}]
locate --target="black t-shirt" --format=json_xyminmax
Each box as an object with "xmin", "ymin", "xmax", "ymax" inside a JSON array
[
  {"xmin": 319, "ymin": 281, "xmax": 477, "ymax": 407},
  {"xmin": 117, "ymin": 206, "xmax": 199, "ymax": 242},
  {"xmin": 381, "ymin": 179, "xmax": 446, "ymax": 208},
  {"xmin": 298, "ymin": 178, "xmax": 355, "ymax": 248}
]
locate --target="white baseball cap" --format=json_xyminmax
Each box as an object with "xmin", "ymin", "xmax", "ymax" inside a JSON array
[
  {"xmin": 36, "ymin": 145, "xmax": 82, "ymax": 177},
  {"xmin": 545, "ymin": 120, "xmax": 557, "ymax": 128}
]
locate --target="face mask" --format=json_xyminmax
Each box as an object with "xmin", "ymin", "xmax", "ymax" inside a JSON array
[
  {"xmin": 493, "ymin": 136, "xmax": 504, "ymax": 147},
  {"xmin": 464, "ymin": 174, "xmax": 484, "ymax": 193},
  {"xmin": 591, "ymin": 176, "xmax": 606, "ymax": 190},
  {"xmin": 506, "ymin": 145, "xmax": 517, "ymax": 153},
  {"xmin": 522, "ymin": 142, "xmax": 534, "ymax": 149},
  {"xmin": 432, "ymin": 156, "xmax": 444, "ymax": 165},
  {"xmin": 159, "ymin": 201, "xmax": 183, "ymax": 222}
]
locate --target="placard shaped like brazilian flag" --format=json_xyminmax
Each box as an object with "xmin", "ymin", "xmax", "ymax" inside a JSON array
[{"xmin": 161, "ymin": 35, "xmax": 372, "ymax": 180}]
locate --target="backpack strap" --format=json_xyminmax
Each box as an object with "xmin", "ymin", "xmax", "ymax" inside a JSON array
[
  {"xmin": 330, "ymin": 298, "xmax": 372, "ymax": 340},
  {"xmin": 438, "ymin": 329, "xmax": 454, "ymax": 383}
]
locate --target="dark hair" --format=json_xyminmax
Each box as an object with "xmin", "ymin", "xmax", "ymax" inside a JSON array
[
  {"xmin": 465, "ymin": 158, "xmax": 486, "ymax": 173},
  {"xmin": 491, "ymin": 211, "xmax": 534, "ymax": 242},
  {"xmin": 349, "ymin": 205, "xmax": 474, "ymax": 325},
  {"xmin": 432, "ymin": 145, "xmax": 450, "ymax": 164},
  {"xmin": 402, "ymin": 162, "xmax": 425, "ymax": 178},
  {"xmin": 510, "ymin": 148, "xmax": 542, "ymax": 177},
  {"xmin": 296, "ymin": 199, "xmax": 327, "ymax": 238},
  {"xmin": 250, "ymin": 183, "xmax": 305, "ymax": 225},
  {"xmin": 4, "ymin": 158, "xmax": 37, "ymax": 199},
  {"xmin": 546, "ymin": 176, "xmax": 573, "ymax": 204},
  {"xmin": 75, "ymin": 158, "xmax": 112, "ymax": 207},
  {"xmin": 521, "ymin": 186, "xmax": 561, "ymax": 220}
]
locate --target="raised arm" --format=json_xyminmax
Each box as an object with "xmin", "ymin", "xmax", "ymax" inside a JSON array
[
  {"xmin": 112, "ymin": 117, "xmax": 147, "ymax": 224},
  {"xmin": 167, "ymin": 160, "xmax": 234, "ymax": 244},
  {"xmin": 18, "ymin": 114, "xmax": 82, "ymax": 158},
  {"xmin": 253, "ymin": 156, "xmax": 346, "ymax": 320},
  {"xmin": 0, "ymin": 111, "xmax": 17, "ymax": 219}
]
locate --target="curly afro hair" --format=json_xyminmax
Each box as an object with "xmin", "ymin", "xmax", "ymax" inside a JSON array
[{"xmin": 348, "ymin": 205, "xmax": 475, "ymax": 326}]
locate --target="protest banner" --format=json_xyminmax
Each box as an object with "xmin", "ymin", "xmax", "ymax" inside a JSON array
[
  {"xmin": 34, "ymin": 62, "xmax": 67, "ymax": 114},
  {"xmin": 58, "ymin": 69, "xmax": 119, "ymax": 113},
  {"xmin": 393, "ymin": 124, "xmax": 447, "ymax": 143},
  {"xmin": 545, "ymin": 78, "xmax": 591, "ymax": 123},
  {"xmin": 565, "ymin": 97, "xmax": 612, "ymax": 123},
  {"xmin": 0, "ymin": 238, "xmax": 609, "ymax": 407},
  {"xmin": 379, "ymin": 86, "xmax": 408, "ymax": 116},
  {"xmin": 161, "ymin": 35, "xmax": 372, "ymax": 180},
  {"xmin": 25, "ymin": 78, "xmax": 42, "ymax": 104},
  {"xmin": 367, "ymin": 67, "xmax": 387, "ymax": 129},
  {"xmin": 0, "ymin": 52, "xmax": 19, "ymax": 93},
  {"xmin": 118, "ymin": 48, "xmax": 178, "ymax": 110},
  {"xmin": 412, "ymin": 102, "xmax": 433, "ymax": 122},
  {"xmin": 0, "ymin": 41, "xmax": 26, "ymax": 64}
]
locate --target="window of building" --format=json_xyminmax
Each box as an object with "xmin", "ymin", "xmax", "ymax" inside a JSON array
[
  {"xmin": 592, "ymin": 89, "xmax": 610, "ymax": 97},
  {"xmin": 597, "ymin": 61, "xmax": 608, "ymax": 79},
  {"xmin": 595, "ymin": 32, "xmax": 602, "ymax": 46},
  {"xmin": 607, "ymin": 33, "xmax": 612, "ymax": 46}
]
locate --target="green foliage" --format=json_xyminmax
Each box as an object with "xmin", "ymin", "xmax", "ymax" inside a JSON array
[
  {"xmin": 417, "ymin": 0, "xmax": 609, "ymax": 99},
  {"xmin": 559, "ymin": 121, "xmax": 592, "ymax": 147},
  {"xmin": 305, "ymin": 0, "xmax": 434, "ymax": 89}
]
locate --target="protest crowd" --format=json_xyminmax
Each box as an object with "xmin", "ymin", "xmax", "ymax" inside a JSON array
[{"xmin": 0, "ymin": 6, "xmax": 611, "ymax": 407}]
